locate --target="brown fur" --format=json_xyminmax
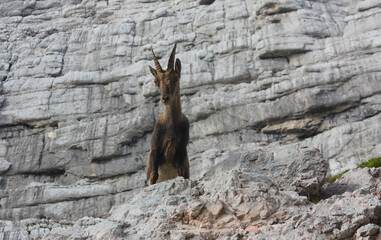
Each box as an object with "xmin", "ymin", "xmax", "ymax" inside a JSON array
[{"xmin": 146, "ymin": 44, "xmax": 190, "ymax": 185}]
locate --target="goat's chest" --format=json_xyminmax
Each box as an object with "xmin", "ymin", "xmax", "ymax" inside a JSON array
[{"xmin": 161, "ymin": 129, "xmax": 182, "ymax": 162}]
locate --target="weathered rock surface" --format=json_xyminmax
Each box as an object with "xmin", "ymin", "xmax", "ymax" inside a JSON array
[
  {"xmin": 2, "ymin": 146, "xmax": 380, "ymax": 239},
  {"xmin": 1, "ymin": 0, "xmax": 381, "ymax": 239}
]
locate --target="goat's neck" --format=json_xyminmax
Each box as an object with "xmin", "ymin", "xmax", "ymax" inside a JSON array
[{"xmin": 163, "ymin": 95, "xmax": 181, "ymax": 124}]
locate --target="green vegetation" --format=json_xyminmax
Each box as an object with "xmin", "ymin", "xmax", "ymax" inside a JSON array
[
  {"xmin": 326, "ymin": 169, "xmax": 349, "ymax": 183},
  {"xmin": 310, "ymin": 196, "xmax": 322, "ymax": 205},
  {"xmin": 326, "ymin": 157, "xmax": 381, "ymax": 183},
  {"xmin": 358, "ymin": 157, "xmax": 381, "ymax": 168}
]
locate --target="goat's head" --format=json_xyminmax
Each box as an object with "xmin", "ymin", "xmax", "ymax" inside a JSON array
[{"xmin": 149, "ymin": 44, "xmax": 181, "ymax": 105}]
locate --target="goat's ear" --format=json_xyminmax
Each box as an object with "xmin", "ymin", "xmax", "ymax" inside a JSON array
[
  {"xmin": 175, "ymin": 58, "xmax": 181, "ymax": 76},
  {"xmin": 149, "ymin": 66, "xmax": 157, "ymax": 77},
  {"xmin": 149, "ymin": 66, "xmax": 160, "ymax": 87}
]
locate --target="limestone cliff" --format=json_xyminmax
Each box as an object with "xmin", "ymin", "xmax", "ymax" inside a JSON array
[{"xmin": 0, "ymin": 0, "xmax": 381, "ymax": 239}]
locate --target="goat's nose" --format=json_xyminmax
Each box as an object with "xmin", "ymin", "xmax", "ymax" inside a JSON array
[{"xmin": 161, "ymin": 96, "xmax": 169, "ymax": 102}]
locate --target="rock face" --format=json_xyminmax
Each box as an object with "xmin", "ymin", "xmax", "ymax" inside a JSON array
[
  {"xmin": 2, "ymin": 146, "xmax": 380, "ymax": 239},
  {"xmin": 0, "ymin": 0, "xmax": 381, "ymax": 239}
]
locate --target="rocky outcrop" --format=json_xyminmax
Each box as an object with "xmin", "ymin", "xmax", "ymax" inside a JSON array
[
  {"xmin": 1, "ymin": 146, "xmax": 380, "ymax": 239},
  {"xmin": 0, "ymin": 0, "xmax": 381, "ymax": 238}
]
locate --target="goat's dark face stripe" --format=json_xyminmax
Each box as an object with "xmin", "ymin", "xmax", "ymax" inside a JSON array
[{"xmin": 157, "ymin": 70, "xmax": 180, "ymax": 104}]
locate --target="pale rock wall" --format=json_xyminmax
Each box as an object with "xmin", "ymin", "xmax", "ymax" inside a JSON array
[
  {"xmin": 2, "ymin": 146, "xmax": 380, "ymax": 239},
  {"xmin": 0, "ymin": 0, "xmax": 381, "ymax": 221}
]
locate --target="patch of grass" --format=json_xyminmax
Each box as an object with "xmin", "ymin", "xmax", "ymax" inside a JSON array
[
  {"xmin": 326, "ymin": 169, "xmax": 349, "ymax": 183},
  {"xmin": 310, "ymin": 196, "xmax": 322, "ymax": 205},
  {"xmin": 326, "ymin": 157, "xmax": 381, "ymax": 184},
  {"xmin": 358, "ymin": 157, "xmax": 381, "ymax": 168}
]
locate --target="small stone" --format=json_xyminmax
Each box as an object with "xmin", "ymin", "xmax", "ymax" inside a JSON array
[
  {"xmin": 0, "ymin": 159, "xmax": 11, "ymax": 173},
  {"xmin": 206, "ymin": 201, "xmax": 224, "ymax": 219},
  {"xmin": 245, "ymin": 225, "xmax": 260, "ymax": 233},
  {"xmin": 185, "ymin": 202, "xmax": 205, "ymax": 220},
  {"xmin": 356, "ymin": 224, "xmax": 380, "ymax": 237},
  {"xmin": 199, "ymin": 0, "xmax": 215, "ymax": 5}
]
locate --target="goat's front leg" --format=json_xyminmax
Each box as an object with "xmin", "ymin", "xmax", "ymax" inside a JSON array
[
  {"xmin": 176, "ymin": 148, "xmax": 190, "ymax": 179},
  {"xmin": 150, "ymin": 172, "xmax": 158, "ymax": 184},
  {"xmin": 177, "ymin": 118, "xmax": 190, "ymax": 179},
  {"xmin": 147, "ymin": 150, "xmax": 159, "ymax": 185},
  {"xmin": 146, "ymin": 125, "xmax": 161, "ymax": 185}
]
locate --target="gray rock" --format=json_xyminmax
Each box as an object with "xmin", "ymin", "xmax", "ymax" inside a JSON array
[
  {"xmin": 323, "ymin": 167, "xmax": 380, "ymax": 197},
  {"xmin": 355, "ymin": 223, "xmax": 380, "ymax": 238},
  {"xmin": 201, "ymin": 145, "xmax": 328, "ymax": 199},
  {"xmin": 0, "ymin": 0, "xmax": 381, "ymax": 239},
  {"xmin": 41, "ymin": 227, "xmax": 87, "ymax": 240},
  {"xmin": 4, "ymin": 144, "xmax": 380, "ymax": 239},
  {"xmin": 0, "ymin": 159, "xmax": 11, "ymax": 173}
]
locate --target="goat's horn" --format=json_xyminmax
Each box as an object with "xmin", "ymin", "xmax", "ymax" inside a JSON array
[
  {"xmin": 167, "ymin": 43, "xmax": 177, "ymax": 70},
  {"xmin": 151, "ymin": 47, "xmax": 163, "ymax": 72}
]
